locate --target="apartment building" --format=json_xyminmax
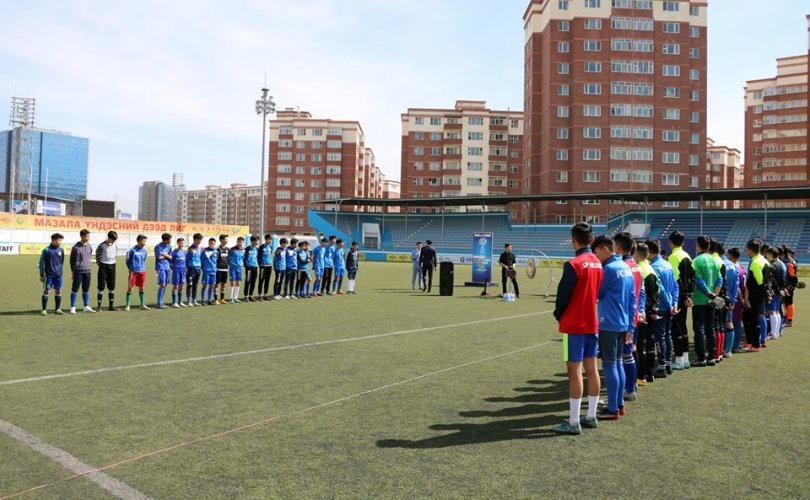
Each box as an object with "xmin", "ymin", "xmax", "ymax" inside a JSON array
[
  {"xmin": 177, "ymin": 183, "xmax": 262, "ymax": 234},
  {"xmin": 705, "ymin": 138, "xmax": 742, "ymax": 208}
]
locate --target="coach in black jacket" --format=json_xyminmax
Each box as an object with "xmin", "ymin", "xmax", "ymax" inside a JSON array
[
  {"xmin": 499, "ymin": 244, "xmax": 520, "ymax": 298},
  {"xmin": 419, "ymin": 240, "xmax": 438, "ymax": 293}
]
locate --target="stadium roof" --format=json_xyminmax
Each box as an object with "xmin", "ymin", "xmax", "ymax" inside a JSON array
[{"xmin": 319, "ymin": 186, "xmax": 810, "ymax": 208}]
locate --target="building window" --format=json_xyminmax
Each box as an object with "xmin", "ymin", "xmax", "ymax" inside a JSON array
[
  {"xmin": 312, "ymin": 129, "xmax": 323, "ymax": 136},
  {"xmin": 413, "ymin": 162, "xmax": 424, "ymax": 171},
  {"xmin": 414, "ymin": 117, "xmax": 424, "ymax": 125},
  {"xmin": 430, "ymin": 117, "xmax": 442, "ymax": 125},
  {"xmin": 690, "ymin": 112, "xmax": 700, "ymax": 123},
  {"xmin": 467, "ymin": 147, "xmax": 483, "ymax": 156},
  {"xmin": 555, "ymin": 215, "xmax": 569, "ymax": 224},
  {"xmin": 557, "ymin": 128, "xmax": 569, "ymax": 139},
  {"xmin": 429, "ymin": 147, "xmax": 441, "ymax": 156},
  {"xmin": 690, "ymin": 5, "xmax": 700, "ymax": 15},
  {"xmin": 556, "ymin": 171, "xmax": 569, "ymax": 182},
  {"xmin": 276, "ymin": 178, "xmax": 291, "ymax": 187},
  {"xmin": 276, "ymin": 191, "xmax": 290, "ymax": 199},
  {"xmin": 326, "ymin": 152, "xmax": 341, "ymax": 161},
  {"xmin": 558, "ymin": 63, "xmax": 570, "ymax": 74},
  {"xmin": 309, "ymin": 180, "xmax": 320, "ymax": 188},
  {"xmin": 584, "ymin": 18, "xmax": 602, "ymax": 29},
  {"xmin": 610, "ymin": 147, "xmax": 631, "ymax": 160},
  {"xmin": 279, "ymin": 139, "xmax": 292, "ymax": 148},
  {"xmin": 610, "ymin": 170, "xmax": 630, "ymax": 182},
  {"xmin": 557, "ymin": 106, "xmax": 570, "ymax": 118},
  {"xmin": 466, "ymin": 178, "xmax": 483, "ymax": 187},
  {"xmin": 633, "ymin": 148, "xmax": 653, "ymax": 161},
  {"xmin": 584, "ymin": 61, "xmax": 602, "ymax": 73},
  {"xmin": 468, "ymin": 117, "xmax": 484, "ymax": 125},
  {"xmin": 690, "ymin": 176, "xmax": 699, "ymax": 187},
  {"xmin": 556, "ymin": 150, "xmax": 569, "ymax": 161},
  {"xmin": 558, "ymin": 41, "xmax": 570, "ymax": 53},
  {"xmin": 429, "ymin": 132, "xmax": 442, "ymax": 141},
  {"xmin": 295, "ymin": 166, "xmax": 305, "ymax": 175},
  {"xmin": 612, "ymin": 81, "xmax": 632, "ymax": 95},
  {"xmin": 662, "ymin": 22, "xmax": 680, "ymax": 33},
  {"xmin": 557, "ymin": 84, "xmax": 570, "ymax": 96},
  {"xmin": 584, "ymin": 0, "xmax": 600, "ymax": 7},
  {"xmin": 468, "ymin": 131, "xmax": 484, "ymax": 140},
  {"xmin": 558, "ymin": 20, "xmax": 570, "ymax": 31},
  {"xmin": 689, "ymin": 26, "xmax": 700, "ymax": 38},
  {"xmin": 689, "ymin": 69, "xmax": 700, "ymax": 80},
  {"xmin": 429, "ymin": 162, "xmax": 442, "ymax": 171},
  {"xmin": 325, "ymin": 179, "xmax": 341, "ymax": 188},
  {"xmin": 634, "ymin": 127, "xmax": 653, "ymax": 140},
  {"xmin": 664, "ymin": 87, "xmax": 680, "ymax": 98},
  {"xmin": 611, "ymin": 126, "xmax": 631, "ymax": 138},
  {"xmin": 296, "ymin": 129, "xmax": 307, "ymax": 136},
  {"xmin": 279, "ymin": 126, "xmax": 292, "ymax": 135},
  {"xmin": 275, "ymin": 217, "xmax": 290, "ymax": 225},
  {"xmin": 663, "ymin": 109, "xmax": 680, "ymax": 120},
  {"xmin": 662, "ymin": 130, "xmax": 680, "ymax": 142},
  {"xmin": 413, "ymin": 147, "xmax": 424, "ymax": 156},
  {"xmin": 277, "ymin": 164, "xmax": 292, "ymax": 173},
  {"xmin": 690, "ymin": 133, "xmax": 700, "ymax": 145},
  {"xmin": 690, "ymin": 91, "xmax": 700, "ymax": 102},
  {"xmin": 412, "ymin": 178, "xmax": 423, "ymax": 186},
  {"xmin": 584, "ymin": 40, "xmax": 602, "ymax": 52},
  {"xmin": 610, "ymin": 104, "xmax": 631, "ymax": 116},
  {"xmin": 583, "ymin": 127, "xmax": 602, "ymax": 139},
  {"xmin": 663, "ymin": 1, "xmax": 679, "ymax": 11},
  {"xmin": 690, "ymin": 48, "xmax": 700, "ymax": 59},
  {"xmin": 663, "ymin": 43, "xmax": 680, "ymax": 55},
  {"xmin": 583, "ymin": 171, "xmax": 601, "ymax": 182},
  {"xmin": 276, "ymin": 204, "xmax": 290, "ymax": 213},
  {"xmin": 278, "ymin": 152, "xmax": 292, "ymax": 160},
  {"xmin": 634, "ymin": 170, "xmax": 652, "ymax": 183},
  {"xmin": 311, "ymin": 154, "xmax": 322, "ymax": 162},
  {"xmin": 467, "ymin": 162, "xmax": 483, "ymax": 171},
  {"xmin": 662, "ymin": 173, "xmax": 680, "ymax": 185},
  {"xmin": 583, "ymin": 149, "xmax": 602, "ymax": 161},
  {"xmin": 583, "ymin": 83, "xmax": 602, "ymax": 95},
  {"xmin": 559, "ymin": 0, "xmax": 569, "ymax": 9},
  {"xmin": 662, "ymin": 153, "xmax": 680, "ymax": 165},
  {"xmin": 326, "ymin": 165, "xmax": 341, "ymax": 174},
  {"xmin": 689, "ymin": 155, "xmax": 700, "ymax": 166},
  {"xmin": 662, "ymin": 65, "xmax": 680, "ymax": 77},
  {"xmin": 584, "ymin": 105, "xmax": 602, "ymax": 117}
]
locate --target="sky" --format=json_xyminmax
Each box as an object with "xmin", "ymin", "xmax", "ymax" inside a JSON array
[{"xmin": 1, "ymin": 0, "xmax": 808, "ymax": 214}]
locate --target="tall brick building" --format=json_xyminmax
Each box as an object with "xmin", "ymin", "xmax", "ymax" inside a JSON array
[
  {"xmin": 400, "ymin": 100, "xmax": 524, "ymax": 217},
  {"xmin": 705, "ymin": 138, "xmax": 742, "ymax": 209},
  {"xmin": 177, "ymin": 183, "xmax": 263, "ymax": 234},
  {"xmin": 523, "ymin": 0, "xmax": 708, "ymax": 223},
  {"xmin": 744, "ymin": 22, "xmax": 810, "ymax": 208},
  {"xmin": 267, "ymin": 109, "xmax": 384, "ymax": 232}
]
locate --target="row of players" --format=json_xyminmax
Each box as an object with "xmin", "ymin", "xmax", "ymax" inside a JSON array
[
  {"xmin": 552, "ymin": 224, "xmax": 798, "ymax": 435},
  {"xmin": 38, "ymin": 230, "xmax": 360, "ymax": 314}
]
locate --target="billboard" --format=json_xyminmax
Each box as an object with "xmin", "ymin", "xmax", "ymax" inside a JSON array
[
  {"xmin": 471, "ymin": 232, "xmax": 493, "ymax": 283},
  {"xmin": 36, "ymin": 200, "xmax": 67, "ymax": 216}
]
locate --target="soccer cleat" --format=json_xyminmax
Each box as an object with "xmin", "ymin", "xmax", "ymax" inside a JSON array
[
  {"xmin": 70, "ymin": 307, "xmax": 77, "ymax": 315},
  {"xmin": 670, "ymin": 361, "xmax": 685, "ymax": 370},
  {"xmin": 706, "ymin": 360, "xmax": 716, "ymax": 367},
  {"xmin": 83, "ymin": 306, "xmax": 96, "ymax": 313},
  {"xmin": 335, "ymin": 291, "xmax": 344, "ymax": 295},
  {"xmin": 693, "ymin": 360, "xmax": 707, "ymax": 367},
  {"xmin": 683, "ymin": 359, "xmax": 691, "ymax": 369},
  {"xmin": 229, "ymin": 299, "xmax": 236, "ymax": 304},
  {"xmin": 645, "ymin": 375, "xmax": 654, "ymax": 383},
  {"xmin": 172, "ymin": 303, "xmax": 181, "ymax": 308},
  {"xmin": 666, "ymin": 366, "xmax": 673, "ymax": 375},
  {"xmin": 54, "ymin": 309, "xmax": 64, "ymax": 315},
  {"xmin": 761, "ymin": 343, "xmax": 768, "ymax": 348},
  {"xmin": 234, "ymin": 299, "xmax": 242, "ymax": 303},
  {"xmin": 723, "ymin": 352, "xmax": 732, "ymax": 359},
  {"xmin": 326, "ymin": 292, "xmax": 333, "ymax": 296},
  {"xmin": 581, "ymin": 417, "xmax": 598, "ymax": 429},
  {"xmin": 141, "ymin": 305, "xmax": 151, "ymax": 310},
  {"xmin": 552, "ymin": 420, "xmax": 582, "ymax": 435},
  {"xmin": 284, "ymin": 295, "xmax": 291, "ymax": 300},
  {"xmin": 597, "ymin": 408, "xmax": 619, "ymax": 421},
  {"xmin": 179, "ymin": 302, "xmax": 187, "ymax": 307},
  {"xmin": 743, "ymin": 346, "xmax": 760, "ymax": 353},
  {"xmin": 40, "ymin": 310, "xmax": 47, "ymax": 316},
  {"xmin": 156, "ymin": 305, "xmax": 166, "ymax": 310},
  {"xmin": 618, "ymin": 406, "xmax": 626, "ymax": 417},
  {"xmin": 637, "ymin": 378, "xmax": 646, "ymax": 387},
  {"xmin": 653, "ymin": 369, "xmax": 667, "ymax": 379},
  {"xmin": 624, "ymin": 391, "xmax": 637, "ymax": 402},
  {"xmin": 124, "ymin": 306, "xmax": 130, "ymax": 312}
]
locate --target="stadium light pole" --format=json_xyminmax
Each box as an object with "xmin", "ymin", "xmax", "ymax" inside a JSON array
[{"xmin": 256, "ymin": 87, "xmax": 276, "ymax": 236}]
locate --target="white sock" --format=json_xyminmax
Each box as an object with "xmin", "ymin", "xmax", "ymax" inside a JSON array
[
  {"xmin": 586, "ymin": 395, "xmax": 599, "ymax": 419},
  {"xmin": 349, "ymin": 280, "xmax": 355, "ymax": 292},
  {"xmin": 235, "ymin": 286, "xmax": 240, "ymax": 298},
  {"xmin": 569, "ymin": 398, "xmax": 582, "ymax": 425},
  {"xmin": 770, "ymin": 313, "xmax": 781, "ymax": 337}
]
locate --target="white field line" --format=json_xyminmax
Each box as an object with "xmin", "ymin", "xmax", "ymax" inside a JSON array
[
  {"xmin": 0, "ymin": 419, "xmax": 151, "ymax": 500},
  {"xmin": 0, "ymin": 311, "xmax": 553, "ymax": 386},
  {"xmin": 1, "ymin": 339, "xmax": 555, "ymax": 499}
]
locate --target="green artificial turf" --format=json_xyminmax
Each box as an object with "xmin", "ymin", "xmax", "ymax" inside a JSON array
[{"xmin": 0, "ymin": 256, "xmax": 808, "ymax": 498}]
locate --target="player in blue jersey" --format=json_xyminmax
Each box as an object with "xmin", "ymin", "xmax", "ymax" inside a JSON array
[
  {"xmin": 185, "ymin": 233, "xmax": 203, "ymax": 306},
  {"xmin": 244, "ymin": 235, "xmax": 260, "ymax": 302},
  {"xmin": 125, "ymin": 234, "xmax": 149, "ymax": 311},
  {"xmin": 273, "ymin": 238, "xmax": 288, "ymax": 300},
  {"xmin": 171, "ymin": 237, "xmax": 188, "ymax": 308},
  {"xmin": 284, "ymin": 238, "xmax": 299, "ymax": 299},
  {"xmin": 296, "ymin": 241, "xmax": 312, "ymax": 298},
  {"xmin": 154, "ymin": 233, "xmax": 173, "ymax": 309},
  {"xmin": 200, "ymin": 238, "xmax": 219, "ymax": 305},
  {"xmin": 311, "ymin": 238, "xmax": 327, "ymax": 297},
  {"xmin": 257, "ymin": 234, "xmax": 274, "ymax": 301},
  {"xmin": 39, "ymin": 233, "xmax": 65, "ymax": 315},
  {"xmin": 228, "ymin": 237, "xmax": 246, "ymax": 303},
  {"xmin": 333, "ymin": 239, "xmax": 346, "ymax": 294},
  {"xmin": 322, "ymin": 235, "xmax": 336, "ymax": 295},
  {"xmin": 346, "ymin": 241, "xmax": 360, "ymax": 294}
]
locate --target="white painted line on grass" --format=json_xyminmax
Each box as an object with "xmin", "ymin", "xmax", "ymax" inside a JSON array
[
  {"xmin": 0, "ymin": 419, "xmax": 151, "ymax": 500},
  {"xmin": 0, "ymin": 311, "xmax": 552, "ymax": 386},
  {"xmin": 1, "ymin": 339, "xmax": 554, "ymax": 498}
]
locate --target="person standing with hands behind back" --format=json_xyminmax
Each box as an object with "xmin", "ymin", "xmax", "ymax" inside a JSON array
[
  {"xmin": 499, "ymin": 243, "xmax": 520, "ymax": 298},
  {"xmin": 419, "ymin": 239, "xmax": 438, "ymax": 293},
  {"xmin": 411, "ymin": 242, "xmax": 423, "ymax": 290}
]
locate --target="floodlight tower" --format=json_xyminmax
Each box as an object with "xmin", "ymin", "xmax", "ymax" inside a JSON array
[
  {"xmin": 255, "ymin": 86, "xmax": 276, "ymax": 236},
  {"xmin": 8, "ymin": 97, "xmax": 36, "ymax": 213}
]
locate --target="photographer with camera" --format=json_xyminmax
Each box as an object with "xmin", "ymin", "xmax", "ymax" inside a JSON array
[{"xmin": 499, "ymin": 243, "xmax": 520, "ymax": 299}]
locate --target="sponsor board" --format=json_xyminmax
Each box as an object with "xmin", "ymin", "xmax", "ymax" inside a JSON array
[
  {"xmin": 0, "ymin": 243, "xmax": 19, "ymax": 255},
  {"xmin": 0, "ymin": 213, "xmax": 249, "ymax": 237},
  {"xmin": 19, "ymin": 243, "xmax": 47, "ymax": 255},
  {"xmin": 386, "ymin": 253, "xmax": 413, "ymax": 263}
]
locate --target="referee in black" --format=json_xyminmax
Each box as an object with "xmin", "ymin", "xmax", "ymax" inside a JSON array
[
  {"xmin": 419, "ymin": 239, "xmax": 437, "ymax": 293},
  {"xmin": 500, "ymin": 243, "xmax": 520, "ymax": 298}
]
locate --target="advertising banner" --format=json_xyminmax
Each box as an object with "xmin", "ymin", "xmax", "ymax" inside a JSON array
[
  {"xmin": 0, "ymin": 213, "xmax": 249, "ymax": 237},
  {"xmin": 0, "ymin": 244, "xmax": 19, "ymax": 255},
  {"xmin": 471, "ymin": 232, "xmax": 493, "ymax": 283}
]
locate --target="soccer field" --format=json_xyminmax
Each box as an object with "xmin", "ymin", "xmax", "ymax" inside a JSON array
[{"xmin": 0, "ymin": 256, "xmax": 808, "ymax": 499}]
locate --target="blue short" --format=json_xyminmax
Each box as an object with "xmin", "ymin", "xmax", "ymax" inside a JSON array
[
  {"xmin": 314, "ymin": 267, "xmax": 324, "ymax": 278},
  {"xmin": 229, "ymin": 267, "xmax": 243, "ymax": 282},
  {"xmin": 202, "ymin": 271, "xmax": 217, "ymax": 286},
  {"xmin": 767, "ymin": 296, "xmax": 781, "ymax": 312},
  {"xmin": 348, "ymin": 270, "xmax": 357, "ymax": 280},
  {"xmin": 562, "ymin": 333, "xmax": 599, "ymax": 363},
  {"xmin": 44, "ymin": 275, "xmax": 63, "ymax": 291},
  {"xmin": 334, "ymin": 269, "xmax": 345, "ymax": 278},
  {"xmin": 172, "ymin": 269, "xmax": 187, "ymax": 286},
  {"xmin": 157, "ymin": 269, "xmax": 171, "ymax": 286}
]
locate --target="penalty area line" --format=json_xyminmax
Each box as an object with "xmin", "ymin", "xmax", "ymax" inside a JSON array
[
  {"xmin": 0, "ymin": 311, "xmax": 553, "ymax": 387},
  {"xmin": 1, "ymin": 339, "xmax": 554, "ymax": 499}
]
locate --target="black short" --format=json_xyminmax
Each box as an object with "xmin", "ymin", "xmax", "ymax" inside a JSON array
[
  {"xmin": 216, "ymin": 270, "xmax": 228, "ymax": 284},
  {"xmin": 97, "ymin": 263, "xmax": 116, "ymax": 291}
]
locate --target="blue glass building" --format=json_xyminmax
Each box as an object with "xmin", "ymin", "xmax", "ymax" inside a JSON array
[{"xmin": 0, "ymin": 128, "xmax": 89, "ymax": 206}]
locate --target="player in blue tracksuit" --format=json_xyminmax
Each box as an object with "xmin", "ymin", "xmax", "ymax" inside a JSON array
[
  {"xmin": 322, "ymin": 235, "xmax": 336, "ymax": 295},
  {"xmin": 273, "ymin": 238, "xmax": 288, "ymax": 299},
  {"xmin": 185, "ymin": 233, "xmax": 203, "ymax": 306},
  {"xmin": 312, "ymin": 238, "xmax": 327, "ymax": 296},
  {"xmin": 648, "ymin": 239, "xmax": 678, "ymax": 377},
  {"xmin": 333, "ymin": 239, "xmax": 347, "ymax": 294},
  {"xmin": 200, "ymin": 238, "xmax": 220, "ymax": 305},
  {"xmin": 171, "ymin": 238, "xmax": 188, "ymax": 308},
  {"xmin": 228, "ymin": 237, "xmax": 246, "ymax": 303},
  {"xmin": 39, "ymin": 233, "xmax": 66, "ymax": 315},
  {"xmin": 720, "ymin": 244, "xmax": 740, "ymax": 356},
  {"xmin": 257, "ymin": 234, "xmax": 274, "ymax": 301},
  {"xmin": 283, "ymin": 238, "xmax": 299, "ymax": 298},
  {"xmin": 244, "ymin": 236, "xmax": 260, "ymax": 301},
  {"xmin": 592, "ymin": 235, "xmax": 636, "ymax": 420},
  {"xmin": 154, "ymin": 233, "xmax": 173, "ymax": 309}
]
